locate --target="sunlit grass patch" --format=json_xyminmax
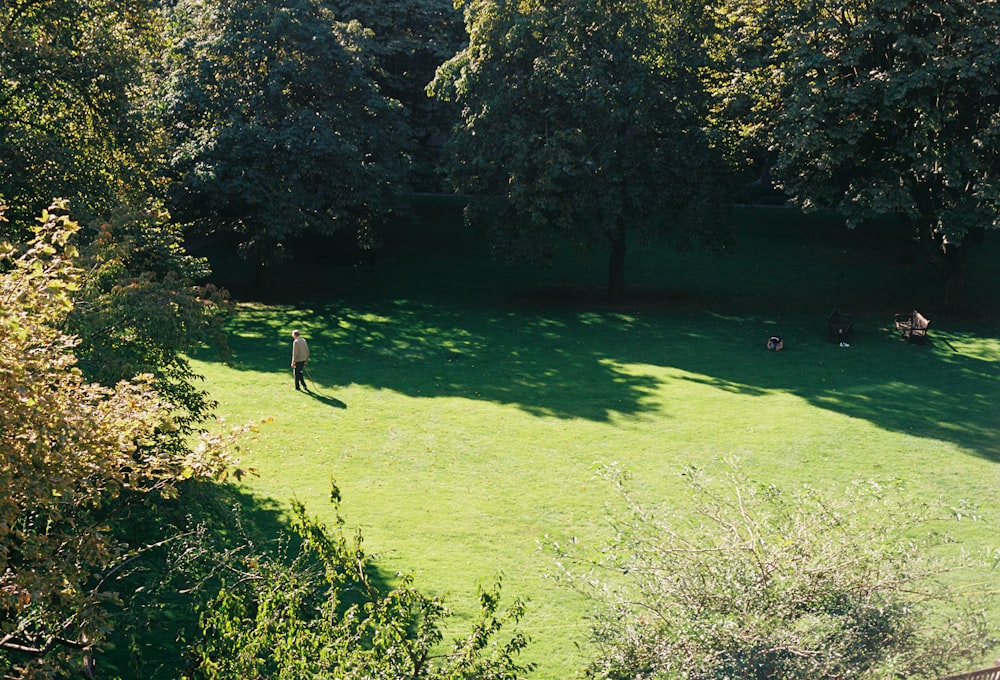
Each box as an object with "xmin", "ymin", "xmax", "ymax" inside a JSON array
[{"xmin": 189, "ymin": 215, "xmax": 1000, "ymax": 678}]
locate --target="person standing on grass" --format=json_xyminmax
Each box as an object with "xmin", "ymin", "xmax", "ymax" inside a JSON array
[{"xmin": 291, "ymin": 329, "xmax": 309, "ymax": 391}]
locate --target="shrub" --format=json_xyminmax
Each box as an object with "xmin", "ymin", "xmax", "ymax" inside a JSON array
[{"xmin": 547, "ymin": 463, "xmax": 997, "ymax": 680}]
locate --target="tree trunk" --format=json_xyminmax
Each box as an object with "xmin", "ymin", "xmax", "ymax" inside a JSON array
[
  {"xmin": 607, "ymin": 232, "xmax": 626, "ymax": 302},
  {"xmin": 911, "ymin": 216, "xmax": 969, "ymax": 310},
  {"xmin": 940, "ymin": 243, "xmax": 967, "ymax": 310},
  {"xmin": 906, "ymin": 189, "xmax": 972, "ymax": 310}
]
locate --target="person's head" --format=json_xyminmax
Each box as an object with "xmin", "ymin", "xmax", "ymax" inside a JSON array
[{"xmin": 292, "ymin": 330, "xmax": 300, "ymax": 339}]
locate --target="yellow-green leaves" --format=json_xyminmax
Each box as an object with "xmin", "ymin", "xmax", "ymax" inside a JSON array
[{"xmin": 0, "ymin": 207, "xmax": 241, "ymax": 678}]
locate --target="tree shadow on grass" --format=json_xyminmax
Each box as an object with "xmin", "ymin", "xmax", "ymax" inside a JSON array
[
  {"xmin": 671, "ymin": 322, "xmax": 1000, "ymax": 462},
  {"xmin": 212, "ymin": 287, "xmax": 1000, "ymax": 462},
  {"xmin": 196, "ymin": 216, "xmax": 1000, "ymax": 460},
  {"xmin": 220, "ymin": 299, "xmax": 665, "ymax": 422}
]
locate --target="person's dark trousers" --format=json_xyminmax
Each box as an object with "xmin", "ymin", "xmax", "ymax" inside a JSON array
[{"xmin": 294, "ymin": 361, "xmax": 307, "ymax": 390}]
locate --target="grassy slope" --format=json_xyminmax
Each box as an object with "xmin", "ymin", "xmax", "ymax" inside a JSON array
[{"xmin": 191, "ymin": 207, "xmax": 1000, "ymax": 678}]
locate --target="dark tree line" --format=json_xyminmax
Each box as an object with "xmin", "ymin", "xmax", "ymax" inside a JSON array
[{"xmin": 4, "ymin": 0, "xmax": 1000, "ymax": 301}]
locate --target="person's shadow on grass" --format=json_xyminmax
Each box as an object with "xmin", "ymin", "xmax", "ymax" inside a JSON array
[{"xmin": 305, "ymin": 388, "xmax": 347, "ymax": 409}]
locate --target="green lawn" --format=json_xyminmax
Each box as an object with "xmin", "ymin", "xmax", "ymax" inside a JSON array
[{"xmin": 190, "ymin": 209, "xmax": 1000, "ymax": 678}]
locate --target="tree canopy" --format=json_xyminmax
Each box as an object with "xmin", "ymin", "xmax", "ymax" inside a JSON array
[
  {"xmin": 430, "ymin": 0, "xmax": 730, "ymax": 301},
  {"xmin": 0, "ymin": 0, "xmax": 161, "ymax": 228},
  {"xmin": 729, "ymin": 0, "xmax": 1000, "ymax": 304},
  {"xmin": 161, "ymin": 0, "xmax": 410, "ymax": 281},
  {"xmin": 328, "ymin": 0, "xmax": 468, "ymax": 191}
]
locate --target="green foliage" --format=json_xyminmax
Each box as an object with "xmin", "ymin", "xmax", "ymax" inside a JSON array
[
  {"xmin": 161, "ymin": 0, "xmax": 410, "ymax": 275},
  {"xmin": 764, "ymin": 0, "xmax": 1000, "ymax": 290},
  {"xmin": 709, "ymin": 0, "xmax": 1000, "ymax": 304},
  {"xmin": 0, "ymin": 0, "xmax": 163, "ymax": 228},
  {"xmin": 430, "ymin": 0, "xmax": 729, "ymax": 300},
  {"xmin": 189, "ymin": 499, "xmax": 534, "ymax": 679},
  {"xmin": 68, "ymin": 202, "xmax": 232, "ymax": 433},
  {"xmin": 0, "ymin": 207, "xmax": 244, "ymax": 678},
  {"xmin": 704, "ymin": 0, "xmax": 796, "ymax": 191},
  {"xmin": 1, "ymin": 0, "xmax": 232, "ymax": 425},
  {"xmin": 548, "ymin": 463, "xmax": 997, "ymax": 680},
  {"xmin": 328, "ymin": 0, "xmax": 468, "ymax": 191}
]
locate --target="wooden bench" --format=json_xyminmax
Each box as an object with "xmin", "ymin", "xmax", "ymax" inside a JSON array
[
  {"xmin": 894, "ymin": 310, "xmax": 930, "ymax": 342},
  {"xmin": 941, "ymin": 665, "xmax": 1000, "ymax": 680}
]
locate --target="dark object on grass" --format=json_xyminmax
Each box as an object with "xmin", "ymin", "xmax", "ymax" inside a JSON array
[
  {"xmin": 828, "ymin": 308, "xmax": 853, "ymax": 343},
  {"xmin": 894, "ymin": 310, "xmax": 930, "ymax": 342},
  {"xmin": 766, "ymin": 335, "xmax": 783, "ymax": 351}
]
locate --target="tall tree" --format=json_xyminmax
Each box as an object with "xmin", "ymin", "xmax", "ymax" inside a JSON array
[
  {"xmin": 430, "ymin": 0, "xmax": 729, "ymax": 301},
  {"xmin": 161, "ymin": 0, "xmax": 410, "ymax": 284},
  {"xmin": 0, "ymin": 0, "xmax": 161, "ymax": 229},
  {"xmin": 1, "ymin": 1, "xmax": 232, "ymax": 422},
  {"xmin": 765, "ymin": 0, "xmax": 1000, "ymax": 306}
]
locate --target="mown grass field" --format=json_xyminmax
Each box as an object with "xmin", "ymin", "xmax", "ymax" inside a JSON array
[{"xmin": 190, "ymin": 207, "xmax": 1000, "ymax": 678}]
